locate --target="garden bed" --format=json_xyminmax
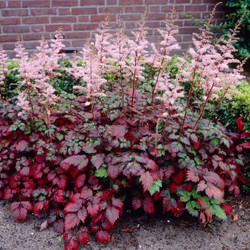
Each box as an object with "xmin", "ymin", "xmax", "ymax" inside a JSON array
[{"xmin": 0, "ymin": 196, "xmax": 249, "ymax": 250}]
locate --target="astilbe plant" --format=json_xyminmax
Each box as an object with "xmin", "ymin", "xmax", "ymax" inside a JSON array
[{"xmin": 0, "ymin": 5, "xmax": 249, "ymax": 250}]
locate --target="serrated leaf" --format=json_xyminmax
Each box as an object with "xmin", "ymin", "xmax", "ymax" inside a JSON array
[
  {"xmin": 178, "ymin": 191, "xmax": 190, "ymax": 202},
  {"xmin": 110, "ymin": 125, "xmax": 127, "ymax": 138},
  {"xmin": 105, "ymin": 206, "xmax": 120, "ymax": 225},
  {"xmin": 60, "ymin": 155, "xmax": 88, "ymax": 171},
  {"xmin": 12, "ymin": 207, "xmax": 27, "ymax": 222},
  {"xmin": 221, "ymin": 202, "xmax": 232, "ymax": 215},
  {"xmin": 91, "ymin": 154, "xmax": 104, "ymax": 169},
  {"xmin": 75, "ymin": 174, "xmax": 86, "ymax": 189},
  {"xmin": 64, "ymin": 203, "xmax": 82, "ymax": 213},
  {"xmin": 148, "ymin": 179, "xmax": 162, "ymax": 196},
  {"xmin": 210, "ymin": 205, "xmax": 227, "ymax": 220},
  {"xmin": 140, "ymin": 171, "xmax": 154, "ymax": 192},
  {"xmin": 186, "ymin": 201, "xmax": 199, "ymax": 217},
  {"xmin": 78, "ymin": 207, "xmax": 87, "ymax": 223},
  {"xmin": 64, "ymin": 213, "xmax": 80, "ymax": 231},
  {"xmin": 205, "ymin": 184, "xmax": 223, "ymax": 203},
  {"xmin": 162, "ymin": 197, "xmax": 177, "ymax": 212},
  {"xmin": 95, "ymin": 166, "xmax": 108, "ymax": 178}
]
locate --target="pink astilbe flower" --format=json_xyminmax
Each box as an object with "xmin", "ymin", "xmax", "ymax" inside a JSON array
[
  {"xmin": 0, "ymin": 46, "xmax": 10, "ymax": 90},
  {"xmin": 65, "ymin": 53, "xmax": 82, "ymax": 81},
  {"xmin": 16, "ymin": 91, "xmax": 31, "ymax": 116},
  {"xmin": 74, "ymin": 43, "xmax": 107, "ymax": 98}
]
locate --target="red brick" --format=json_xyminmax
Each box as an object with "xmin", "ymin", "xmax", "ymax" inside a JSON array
[
  {"xmin": 65, "ymin": 32, "xmax": 91, "ymax": 39},
  {"xmin": 23, "ymin": 33, "xmax": 50, "ymax": 41},
  {"xmin": 179, "ymin": 27, "xmax": 199, "ymax": 34},
  {"xmin": 107, "ymin": 0, "xmax": 117, "ymax": 4},
  {"xmin": 51, "ymin": 16, "xmax": 77, "ymax": 23},
  {"xmin": 192, "ymin": 0, "xmax": 202, "ymax": 3},
  {"xmin": 0, "ymin": 18, "xmax": 21, "ymax": 25},
  {"xmin": 119, "ymin": 0, "xmax": 143, "ymax": 4},
  {"xmin": 2, "ymin": 9, "xmax": 28, "ymax": 17},
  {"xmin": 0, "ymin": 2, "xmax": 6, "ymax": 8},
  {"xmin": 2, "ymin": 43, "xmax": 16, "ymax": 50},
  {"xmin": 98, "ymin": 7, "xmax": 121, "ymax": 13},
  {"xmin": 45, "ymin": 24, "xmax": 72, "ymax": 32},
  {"xmin": 3, "ymin": 26, "xmax": 30, "ymax": 33},
  {"xmin": 23, "ymin": 16, "xmax": 50, "ymax": 24},
  {"xmin": 146, "ymin": 21, "xmax": 161, "ymax": 28},
  {"xmin": 8, "ymin": 1, "xmax": 21, "ymax": 8},
  {"xmin": 72, "ymin": 40, "xmax": 86, "ymax": 47},
  {"xmin": 149, "ymin": 6, "xmax": 161, "ymax": 12},
  {"xmin": 121, "ymin": 14, "xmax": 141, "ymax": 21},
  {"xmin": 125, "ymin": 22, "xmax": 137, "ymax": 29},
  {"xmin": 125, "ymin": 6, "xmax": 145, "ymax": 13},
  {"xmin": 176, "ymin": 0, "xmax": 191, "ymax": 3},
  {"xmin": 182, "ymin": 35, "xmax": 193, "ymax": 41},
  {"xmin": 73, "ymin": 24, "xmax": 99, "ymax": 31},
  {"xmin": 147, "ymin": 13, "xmax": 166, "ymax": 20},
  {"xmin": 22, "ymin": 41, "xmax": 40, "ymax": 49},
  {"xmin": 22, "ymin": 1, "xmax": 50, "ymax": 7},
  {"xmin": 30, "ymin": 8, "xmax": 57, "ymax": 16},
  {"xmin": 58, "ymin": 8, "xmax": 72, "ymax": 15},
  {"xmin": 52, "ymin": 0, "xmax": 78, "ymax": 6},
  {"xmin": 146, "ymin": 0, "xmax": 168, "ymax": 4},
  {"xmin": 0, "ymin": 35, "xmax": 19, "ymax": 42},
  {"xmin": 78, "ymin": 16, "xmax": 90, "ymax": 22},
  {"xmin": 161, "ymin": 5, "xmax": 184, "ymax": 12},
  {"xmin": 90, "ymin": 15, "xmax": 116, "ymax": 22},
  {"xmin": 72, "ymin": 8, "xmax": 97, "ymax": 15},
  {"xmin": 185, "ymin": 5, "xmax": 206, "ymax": 12},
  {"xmin": 80, "ymin": 0, "xmax": 105, "ymax": 5},
  {"xmin": 31, "ymin": 25, "xmax": 45, "ymax": 33}
]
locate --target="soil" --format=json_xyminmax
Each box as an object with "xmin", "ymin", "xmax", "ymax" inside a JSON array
[{"xmin": 0, "ymin": 196, "xmax": 249, "ymax": 250}]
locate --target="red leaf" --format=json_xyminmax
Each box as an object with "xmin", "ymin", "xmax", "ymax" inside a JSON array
[
  {"xmin": 102, "ymin": 219, "xmax": 113, "ymax": 230},
  {"xmin": 145, "ymin": 159, "xmax": 158, "ymax": 171},
  {"xmin": 162, "ymin": 197, "xmax": 177, "ymax": 212},
  {"xmin": 197, "ymin": 180, "xmax": 207, "ymax": 192},
  {"xmin": 87, "ymin": 200, "xmax": 99, "ymax": 217},
  {"xmin": 131, "ymin": 196, "xmax": 142, "ymax": 210},
  {"xmin": 21, "ymin": 201, "xmax": 33, "ymax": 210},
  {"xmin": 12, "ymin": 207, "xmax": 27, "ymax": 222},
  {"xmin": 203, "ymin": 171, "xmax": 224, "ymax": 190},
  {"xmin": 53, "ymin": 219, "xmax": 64, "ymax": 234},
  {"xmin": 112, "ymin": 197, "xmax": 123, "ymax": 209},
  {"xmin": 64, "ymin": 213, "xmax": 80, "ymax": 231},
  {"xmin": 96, "ymin": 230, "xmax": 110, "ymax": 244},
  {"xmin": 33, "ymin": 201, "xmax": 44, "ymax": 214},
  {"xmin": 91, "ymin": 154, "xmax": 104, "ymax": 169},
  {"xmin": 107, "ymin": 164, "xmax": 122, "ymax": 179},
  {"xmin": 236, "ymin": 117, "xmax": 244, "ymax": 132},
  {"xmin": 186, "ymin": 169, "xmax": 200, "ymax": 182},
  {"xmin": 240, "ymin": 142, "xmax": 250, "ymax": 149},
  {"xmin": 140, "ymin": 171, "xmax": 154, "ymax": 192},
  {"xmin": 221, "ymin": 203, "xmax": 232, "ymax": 215},
  {"xmin": 169, "ymin": 183, "xmax": 178, "ymax": 193},
  {"xmin": 60, "ymin": 155, "xmax": 88, "ymax": 171},
  {"xmin": 9, "ymin": 202, "xmax": 20, "ymax": 211},
  {"xmin": 105, "ymin": 206, "xmax": 120, "ymax": 225},
  {"xmin": 172, "ymin": 171, "xmax": 184, "ymax": 185},
  {"xmin": 77, "ymin": 207, "xmax": 87, "ymax": 223},
  {"xmin": 53, "ymin": 189, "xmax": 65, "ymax": 203},
  {"xmin": 143, "ymin": 196, "xmax": 154, "ymax": 214},
  {"xmin": 75, "ymin": 174, "xmax": 86, "ymax": 189},
  {"xmin": 66, "ymin": 236, "xmax": 78, "ymax": 250},
  {"xmin": 241, "ymin": 131, "xmax": 249, "ymax": 139},
  {"xmin": 40, "ymin": 220, "xmax": 48, "ymax": 231},
  {"xmin": 197, "ymin": 198, "xmax": 205, "ymax": 208},
  {"xmin": 205, "ymin": 183, "xmax": 223, "ymax": 202},
  {"xmin": 78, "ymin": 227, "xmax": 88, "ymax": 245},
  {"xmin": 64, "ymin": 203, "xmax": 82, "ymax": 213},
  {"xmin": 164, "ymin": 165, "xmax": 175, "ymax": 178},
  {"xmin": 16, "ymin": 140, "xmax": 29, "ymax": 151},
  {"xmin": 110, "ymin": 125, "xmax": 127, "ymax": 138}
]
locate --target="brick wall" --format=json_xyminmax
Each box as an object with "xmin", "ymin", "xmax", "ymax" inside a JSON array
[{"xmin": 0, "ymin": 0, "xmax": 226, "ymax": 58}]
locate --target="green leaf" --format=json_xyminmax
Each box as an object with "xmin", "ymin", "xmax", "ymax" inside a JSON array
[
  {"xmin": 148, "ymin": 179, "xmax": 162, "ymax": 196},
  {"xmin": 186, "ymin": 201, "xmax": 200, "ymax": 217},
  {"xmin": 209, "ymin": 205, "xmax": 227, "ymax": 220},
  {"xmin": 56, "ymin": 133, "xmax": 64, "ymax": 141},
  {"xmin": 95, "ymin": 166, "xmax": 108, "ymax": 178},
  {"xmin": 177, "ymin": 190, "xmax": 191, "ymax": 202}
]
